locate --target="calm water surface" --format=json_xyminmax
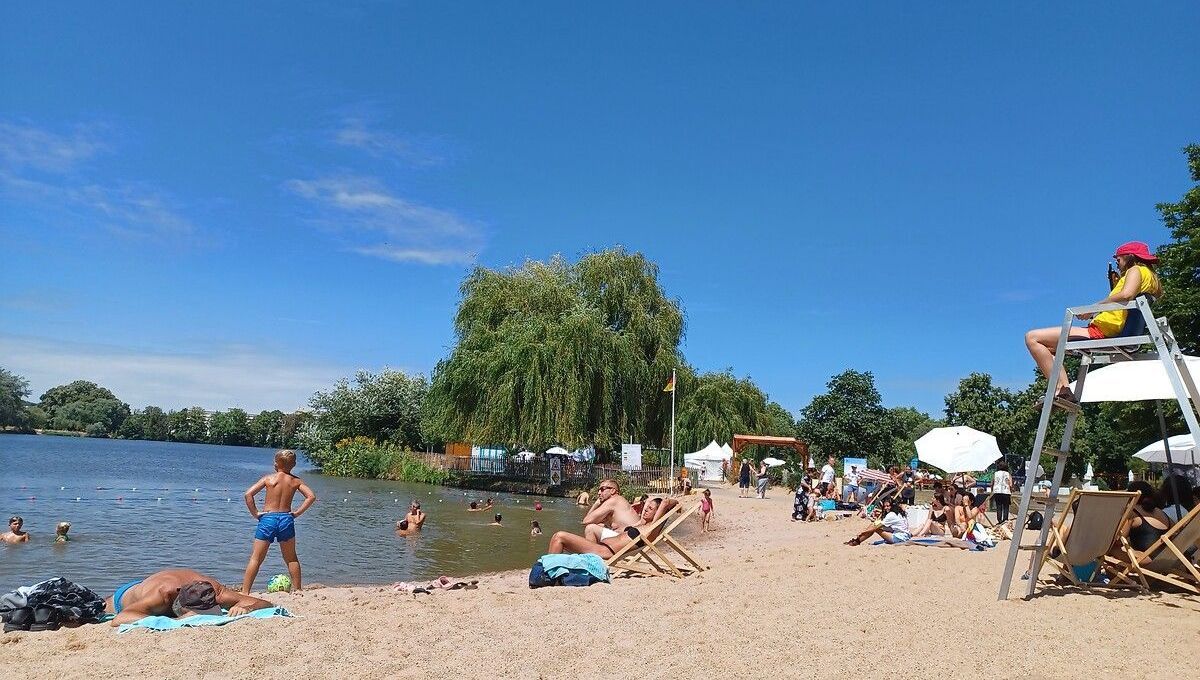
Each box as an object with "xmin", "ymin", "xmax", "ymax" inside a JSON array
[{"xmin": 0, "ymin": 435, "xmax": 583, "ymax": 594}]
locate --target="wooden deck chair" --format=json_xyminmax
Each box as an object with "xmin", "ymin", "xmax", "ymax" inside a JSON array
[
  {"xmin": 1034, "ymin": 489, "xmax": 1143, "ymax": 592},
  {"xmin": 1106, "ymin": 503, "xmax": 1200, "ymax": 595},
  {"xmin": 606, "ymin": 502, "xmax": 707, "ymax": 579}
]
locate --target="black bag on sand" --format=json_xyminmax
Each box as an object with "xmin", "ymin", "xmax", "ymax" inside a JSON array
[{"xmin": 1026, "ymin": 511, "xmax": 1043, "ymax": 530}]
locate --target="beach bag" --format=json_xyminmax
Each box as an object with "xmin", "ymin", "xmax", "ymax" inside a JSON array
[
  {"xmin": 1026, "ymin": 511, "xmax": 1043, "ymax": 530},
  {"xmin": 528, "ymin": 562, "xmax": 555, "ymax": 588},
  {"xmin": 528, "ymin": 558, "xmax": 605, "ymax": 589}
]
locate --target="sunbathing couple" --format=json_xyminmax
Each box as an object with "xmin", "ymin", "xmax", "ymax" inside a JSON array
[{"xmin": 548, "ymin": 479, "xmax": 677, "ymax": 558}]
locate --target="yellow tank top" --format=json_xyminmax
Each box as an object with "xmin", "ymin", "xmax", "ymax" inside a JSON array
[{"xmin": 1090, "ymin": 264, "xmax": 1159, "ymax": 337}]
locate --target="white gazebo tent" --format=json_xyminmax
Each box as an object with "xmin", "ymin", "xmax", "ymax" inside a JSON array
[{"xmin": 683, "ymin": 440, "xmax": 731, "ymax": 481}]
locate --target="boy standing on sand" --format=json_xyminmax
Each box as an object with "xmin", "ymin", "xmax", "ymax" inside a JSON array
[{"xmin": 240, "ymin": 450, "xmax": 316, "ymax": 594}]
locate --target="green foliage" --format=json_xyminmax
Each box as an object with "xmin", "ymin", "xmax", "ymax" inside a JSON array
[
  {"xmin": 674, "ymin": 369, "xmax": 774, "ymax": 453},
  {"xmin": 36, "ymin": 380, "xmax": 129, "ymax": 434},
  {"xmin": 885, "ymin": 406, "xmax": 941, "ymax": 470},
  {"xmin": 943, "ymin": 373, "xmax": 1031, "ymax": 458},
  {"xmin": 0, "ymin": 367, "xmax": 31, "ymax": 428},
  {"xmin": 168, "ymin": 407, "xmax": 210, "ymax": 443},
  {"xmin": 1154, "ymin": 143, "xmax": 1200, "ymax": 354},
  {"xmin": 84, "ymin": 422, "xmax": 109, "ymax": 437},
  {"xmin": 118, "ymin": 406, "xmax": 171, "ymax": 440},
  {"xmin": 208, "ymin": 408, "xmax": 252, "ymax": 446},
  {"xmin": 249, "ymin": 409, "xmax": 287, "ymax": 447},
  {"xmin": 422, "ymin": 248, "xmax": 684, "ymax": 451},
  {"xmin": 299, "ymin": 369, "xmax": 428, "ymax": 454},
  {"xmin": 797, "ymin": 370, "xmax": 896, "ymax": 467},
  {"xmin": 307, "ymin": 436, "xmax": 448, "ymax": 483},
  {"xmin": 50, "ymin": 397, "xmax": 129, "ymax": 434}
]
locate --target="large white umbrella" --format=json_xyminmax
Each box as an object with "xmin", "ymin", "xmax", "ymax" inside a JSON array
[
  {"xmin": 1134, "ymin": 434, "xmax": 1199, "ymax": 465},
  {"xmin": 514, "ymin": 450, "xmax": 536, "ymax": 461},
  {"xmin": 915, "ymin": 426, "xmax": 1002, "ymax": 474},
  {"xmin": 761, "ymin": 457, "xmax": 785, "ymax": 467},
  {"xmin": 1069, "ymin": 356, "xmax": 1200, "ymax": 402},
  {"xmin": 545, "ymin": 446, "xmax": 569, "ymax": 456}
]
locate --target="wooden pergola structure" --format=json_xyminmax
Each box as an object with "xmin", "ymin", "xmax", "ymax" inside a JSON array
[{"xmin": 732, "ymin": 434, "xmax": 810, "ymax": 470}]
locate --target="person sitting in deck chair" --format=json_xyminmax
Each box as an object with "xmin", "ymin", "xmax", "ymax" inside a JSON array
[
  {"xmin": 548, "ymin": 497, "xmax": 679, "ymax": 558},
  {"xmin": 577, "ymin": 479, "xmax": 643, "ymax": 545},
  {"xmin": 1024, "ymin": 240, "xmax": 1163, "ymax": 408}
]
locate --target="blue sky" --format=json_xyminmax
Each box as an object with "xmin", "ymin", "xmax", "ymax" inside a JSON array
[{"xmin": 1, "ymin": 2, "xmax": 1197, "ymax": 417}]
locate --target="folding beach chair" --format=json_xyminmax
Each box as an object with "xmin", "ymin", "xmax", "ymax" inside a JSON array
[
  {"xmin": 606, "ymin": 502, "xmax": 707, "ymax": 579},
  {"xmin": 1032, "ymin": 489, "xmax": 1142, "ymax": 592},
  {"xmin": 1106, "ymin": 503, "xmax": 1200, "ymax": 595}
]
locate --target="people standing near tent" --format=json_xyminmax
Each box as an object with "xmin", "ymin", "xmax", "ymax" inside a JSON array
[
  {"xmin": 756, "ymin": 460, "xmax": 769, "ymax": 499},
  {"xmin": 1024, "ymin": 241, "xmax": 1163, "ymax": 406},
  {"xmin": 991, "ymin": 462, "xmax": 1013, "ymax": 524},
  {"xmin": 819, "ymin": 456, "xmax": 836, "ymax": 497},
  {"xmin": 842, "ymin": 465, "xmax": 861, "ymax": 504},
  {"xmin": 738, "ymin": 459, "xmax": 752, "ymax": 498}
]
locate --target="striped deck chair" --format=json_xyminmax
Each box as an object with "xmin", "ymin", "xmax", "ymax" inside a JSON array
[
  {"xmin": 606, "ymin": 502, "xmax": 707, "ymax": 579},
  {"xmin": 1033, "ymin": 489, "xmax": 1142, "ymax": 592},
  {"xmin": 1106, "ymin": 503, "xmax": 1200, "ymax": 595}
]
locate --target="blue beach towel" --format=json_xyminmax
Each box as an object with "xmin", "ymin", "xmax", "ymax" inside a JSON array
[
  {"xmin": 116, "ymin": 607, "xmax": 292, "ymax": 634},
  {"xmin": 537, "ymin": 554, "xmax": 610, "ymax": 582}
]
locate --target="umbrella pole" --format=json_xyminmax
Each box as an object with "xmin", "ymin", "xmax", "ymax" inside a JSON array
[{"xmin": 1155, "ymin": 401, "xmax": 1182, "ymax": 512}]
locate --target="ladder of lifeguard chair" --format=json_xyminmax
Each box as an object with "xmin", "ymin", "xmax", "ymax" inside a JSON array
[{"xmin": 997, "ymin": 296, "xmax": 1200, "ymax": 600}]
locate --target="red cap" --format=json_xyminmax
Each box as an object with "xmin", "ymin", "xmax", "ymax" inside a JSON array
[{"xmin": 1114, "ymin": 241, "xmax": 1158, "ymax": 263}]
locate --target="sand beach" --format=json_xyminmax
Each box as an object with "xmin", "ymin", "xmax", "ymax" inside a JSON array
[{"xmin": 3, "ymin": 485, "xmax": 1198, "ymax": 679}]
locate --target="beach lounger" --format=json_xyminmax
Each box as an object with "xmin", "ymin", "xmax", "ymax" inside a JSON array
[
  {"xmin": 1031, "ymin": 489, "xmax": 1142, "ymax": 592},
  {"xmin": 606, "ymin": 502, "xmax": 707, "ymax": 579},
  {"xmin": 1106, "ymin": 503, "xmax": 1200, "ymax": 595}
]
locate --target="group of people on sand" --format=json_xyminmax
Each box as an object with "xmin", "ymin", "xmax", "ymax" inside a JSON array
[
  {"xmin": 547, "ymin": 479, "xmax": 680, "ymax": 558},
  {"xmin": 2, "ymin": 516, "xmax": 71, "ymax": 544}
]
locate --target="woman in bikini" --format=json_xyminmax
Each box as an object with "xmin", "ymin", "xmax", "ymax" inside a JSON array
[
  {"xmin": 912, "ymin": 493, "xmax": 948, "ymax": 538},
  {"xmin": 1121, "ymin": 481, "xmax": 1171, "ymax": 561}
]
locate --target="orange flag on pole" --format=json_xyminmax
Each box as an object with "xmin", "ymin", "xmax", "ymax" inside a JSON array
[{"xmin": 663, "ymin": 374, "xmax": 675, "ymax": 392}]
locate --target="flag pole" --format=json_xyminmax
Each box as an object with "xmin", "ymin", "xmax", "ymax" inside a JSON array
[{"xmin": 669, "ymin": 368, "xmax": 676, "ymax": 493}]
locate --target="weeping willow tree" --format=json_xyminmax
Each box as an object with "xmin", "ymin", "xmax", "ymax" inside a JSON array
[
  {"xmin": 673, "ymin": 369, "xmax": 779, "ymax": 453},
  {"xmin": 421, "ymin": 248, "xmax": 684, "ymax": 450}
]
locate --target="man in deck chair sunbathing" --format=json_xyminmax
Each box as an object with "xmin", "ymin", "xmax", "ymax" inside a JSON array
[
  {"xmin": 576, "ymin": 479, "xmax": 643, "ymax": 546},
  {"xmin": 549, "ymin": 497, "xmax": 679, "ymax": 558}
]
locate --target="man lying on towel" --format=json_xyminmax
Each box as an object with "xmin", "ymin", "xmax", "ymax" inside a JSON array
[
  {"xmin": 106, "ymin": 568, "xmax": 274, "ymax": 626},
  {"xmin": 549, "ymin": 496, "xmax": 679, "ymax": 558}
]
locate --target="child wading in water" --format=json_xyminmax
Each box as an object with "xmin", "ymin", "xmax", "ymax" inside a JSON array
[
  {"xmin": 700, "ymin": 489, "xmax": 714, "ymax": 532},
  {"xmin": 53, "ymin": 521, "xmax": 71, "ymax": 543},
  {"xmin": 240, "ymin": 450, "xmax": 316, "ymax": 594}
]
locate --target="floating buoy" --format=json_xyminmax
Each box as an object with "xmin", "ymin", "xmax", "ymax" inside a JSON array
[
  {"xmin": 28, "ymin": 496, "xmax": 35, "ymax": 501},
  {"xmin": 60, "ymin": 486, "xmax": 65, "ymax": 490},
  {"xmin": 157, "ymin": 498, "xmax": 162, "ymax": 502},
  {"xmin": 394, "ymin": 499, "xmax": 398, "ymax": 502},
  {"xmin": 117, "ymin": 497, "xmax": 123, "ymax": 501},
  {"xmin": 194, "ymin": 488, "xmax": 199, "ymax": 492},
  {"xmin": 347, "ymin": 490, "xmax": 351, "ymax": 494},
  {"xmin": 132, "ymin": 487, "xmax": 137, "ymax": 491},
  {"xmin": 226, "ymin": 498, "xmax": 231, "ymax": 502},
  {"xmin": 343, "ymin": 498, "xmax": 348, "ymax": 502},
  {"xmin": 75, "ymin": 497, "xmax": 81, "ymax": 502}
]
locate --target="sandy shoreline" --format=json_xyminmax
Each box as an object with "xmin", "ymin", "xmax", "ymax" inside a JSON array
[{"xmin": 3, "ymin": 485, "xmax": 1198, "ymax": 679}]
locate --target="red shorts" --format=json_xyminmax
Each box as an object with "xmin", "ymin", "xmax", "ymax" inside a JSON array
[{"xmin": 1087, "ymin": 324, "xmax": 1106, "ymax": 340}]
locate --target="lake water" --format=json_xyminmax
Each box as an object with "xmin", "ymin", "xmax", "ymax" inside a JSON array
[{"xmin": 0, "ymin": 435, "xmax": 583, "ymax": 595}]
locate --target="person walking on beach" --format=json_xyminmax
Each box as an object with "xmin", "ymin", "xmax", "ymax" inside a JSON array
[
  {"xmin": 819, "ymin": 456, "xmax": 836, "ymax": 497},
  {"xmin": 738, "ymin": 459, "xmax": 752, "ymax": 497},
  {"xmin": 239, "ymin": 449, "xmax": 317, "ymax": 594},
  {"xmin": 756, "ymin": 460, "xmax": 769, "ymax": 499},
  {"xmin": 1024, "ymin": 240, "xmax": 1163, "ymax": 407},
  {"xmin": 991, "ymin": 462, "xmax": 1012, "ymax": 524},
  {"xmin": 700, "ymin": 489, "xmax": 714, "ymax": 532},
  {"xmin": 3, "ymin": 516, "xmax": 30, "ymax": 543}
]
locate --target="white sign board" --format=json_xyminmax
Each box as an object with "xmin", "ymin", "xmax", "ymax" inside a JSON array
[{"xmin": 621, "ymin": 444, "xmax": 643, "ymax": 471}]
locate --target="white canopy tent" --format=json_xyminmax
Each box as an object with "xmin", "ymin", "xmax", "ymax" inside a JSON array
[{"xmin": 683, "ymin": 440, "xmax": 732, "ymax": 481}]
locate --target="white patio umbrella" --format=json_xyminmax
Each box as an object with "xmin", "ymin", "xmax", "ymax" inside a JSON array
[
  {"xmin": 1134, "ymin": 434, "xmax": 1199, "ymax": 466},
  {"xmin": 761, "ymin": 457, "xmax": 785, "ymax": 467},
  {"xmin": 514, "ymin": 450, "xmax": 536, "ymax": 461},
  {"xmin": 915, "ymin": 426, "xmax": 1002, "ymax": 474},
  {"xmin": 545, "ymin": 446, "xmax": 569, "ymax": 456},
  {"xmin": 1069, "ymin": 356, "xmax": 1200, "ymax": 402}
]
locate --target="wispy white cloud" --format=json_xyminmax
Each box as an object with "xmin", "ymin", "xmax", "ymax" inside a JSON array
[
  {"xmin": 284, "ymin": 175, "xmax": 482, "ymax": 266},
  {"xmin": 0, "ymin": 121, "xmax": 109, "ymax": 173},
  {"xmin": 0, "ymin": 333, "xmax": 357, "ymax": 413},
  {"xmin": 0, "ymin": 120, "xmax": 196, "ymax": 243},
  {"xmin": 333, "ymin": 118, "xmax": 443, "ymax": 166}
]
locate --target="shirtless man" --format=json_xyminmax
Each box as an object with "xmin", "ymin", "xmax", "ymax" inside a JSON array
[
  {"xmin": 2, "ymin": 516, "xmax": 30, "ymax": 544},
  {"xmin": 407, "ymin": 501, "xmax": 426, "ymax": 529},
  {"xmin": 580, "ymin": 479, "xmax": 642, "ymax": 544},
  {"xmin": 105, "ymin": 569, "xmax": 273, "ymax": 626},
  {"xmin": 548, "ymin": 496, "xmax": 679, "ymax": 558}
]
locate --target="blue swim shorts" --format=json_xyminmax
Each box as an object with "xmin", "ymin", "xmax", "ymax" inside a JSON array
[{"xmin": 255, "ymin": 512, "xmax": 296, "ymax": 543}]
